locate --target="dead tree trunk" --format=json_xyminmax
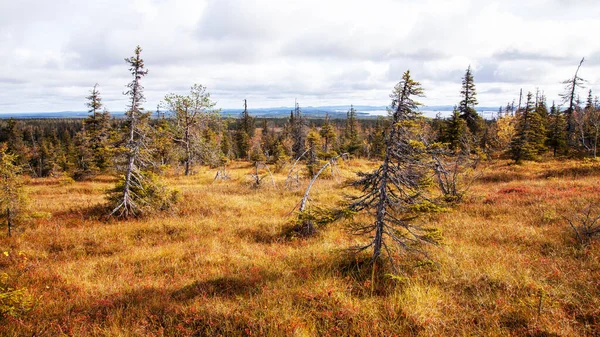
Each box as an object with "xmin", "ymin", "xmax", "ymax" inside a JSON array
[
  {"xmin": 6, "ymin": 207, "xmax": 11, "ymax": 237},
  {"xmin": 295, "ymin": 153, "xmax": 348, "ymax": 236},
  {"xmin": 285, "ymin": 149, "xmax": 308, "ymax": 188}
]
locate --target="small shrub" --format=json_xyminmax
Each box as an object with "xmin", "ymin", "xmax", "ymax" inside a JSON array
[
  {"xmin": 565, "ymin": 204, "xmax": 600, "ymax": 246},
  {"xmin": 0, "ymin": 272, "xmax": 34, "ymax": 321}
]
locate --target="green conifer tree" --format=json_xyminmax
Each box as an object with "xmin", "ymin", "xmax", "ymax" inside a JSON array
[
  {"xmin": 0, "ymin": 144, "xmax": 27, "ymax": 236},
  {"xmin": 510, "ymin": 92, "xmax": 546, "ymax": 162},
  {"xmin": 458, "ymin": 66, "xmax": 482, "ymax": 136},
  {"xmin": 547, "ymin": 102, "xmax": 567, "ymax": 157}
]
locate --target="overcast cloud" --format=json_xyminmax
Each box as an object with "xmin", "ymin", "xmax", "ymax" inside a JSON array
[{"xmin": 0, "ymin": 0, "xmax": 598, "ymax": 113}]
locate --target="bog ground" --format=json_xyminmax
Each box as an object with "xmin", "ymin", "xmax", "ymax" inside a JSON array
[{"xmin": 1, "ymin": 159, "xmax": 599, "ymax": 336}]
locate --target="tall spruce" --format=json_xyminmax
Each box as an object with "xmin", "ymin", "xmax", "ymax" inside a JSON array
[
  {"xmin": 74, "ymin": 84, "xmax": 112, "ymax": 179},
  {"xmin": 458, "ymin": 65, "xmax": 482, "ymax": 136},
  {"xmin": 349, "ymin": 70, "xmax": 440, "ymax": 268},
  {"xmin": 235, "ymin": 99, "xmax": 255, "ymax": 159},
  {"xmin": 109, "ymin": 46, "xmax": 177, "ymax": 218}
]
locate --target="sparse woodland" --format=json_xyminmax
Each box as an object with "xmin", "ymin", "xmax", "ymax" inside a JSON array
[{"xmin": 0, "ymin": 47, "xmax": 599, "ymax": 336}]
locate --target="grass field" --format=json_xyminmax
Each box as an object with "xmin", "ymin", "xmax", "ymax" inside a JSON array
[{"xmin": 1, "ymin": 158, "xmax": 599, "ymax": 336}]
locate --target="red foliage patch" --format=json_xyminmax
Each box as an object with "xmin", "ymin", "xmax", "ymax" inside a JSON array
[{"xmin": 498, "ymin": 187, "xmax": 529, "ymax": 194}]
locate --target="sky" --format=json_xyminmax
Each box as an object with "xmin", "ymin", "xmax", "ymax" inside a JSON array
[{"xmin": 0, "ymin": 0, "xmax": 599, "ymax": 113}]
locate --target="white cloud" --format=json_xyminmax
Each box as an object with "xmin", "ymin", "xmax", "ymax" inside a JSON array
[{"xmin": 0, "ymin": 0, "xmax": 598, "ymax": 112}]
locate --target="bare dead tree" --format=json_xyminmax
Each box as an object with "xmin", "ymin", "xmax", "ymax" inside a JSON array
[
  {"xmin": 285, "ymin": 149, "xmax": 308, "ymax": 189},
  {"xmin": 431, "ymin": 150, "xmax": 480, "ymax": 203},
  {"xmin": 299, "ymin": 153, "xmax": 349, "ymax": 213},
  {"xmin": 560, "ymin": 58, "xmax": 586, "ymax": 148},
  {"xmin": 250, "ymin": 162, "xmax": 276, "ymax": 188},
  {"xmin": 212, "ymin": 165, "xmax": 231, "ymax": 183},
  {"xmin": 290, "ymin": 153, "xmax": 348, "ymax": 236}
]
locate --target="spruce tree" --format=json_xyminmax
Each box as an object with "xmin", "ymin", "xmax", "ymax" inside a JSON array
[
  {"xmin": 289, "ymin": 101, "xmax": 307, "ymax": 159},
  {"xmin": 367, "ymin": 117, "xmax": 387, "ymax": 160},
  {"xmin": 306, "ymin": 127, "xmax": 321, "ymax": 177},
  {"xmin": 547, "ymin": 102, "xmax": 566, "ymax": 157},
  {"xmin": 220, "ymin": 129, "xmax": 233, "ymax": 161},
  {"xmin": 235, "ymin": 99, "xmax": 255, "ymax": 159},
  {"xmin": 458, "ymin": 65, "xmax": 482, "ymax": 136},
  {"xmin": 349, "ymin": 70, "xmax": 440, "ymax": 268},
  {"xmin": 74, "ymin": 84, "xmax": 112, "ymax": 179},
  {"xmin": 533, "ymin": 93, "xmax": 549, "ymax": 154},
  {"xmin": 319, "ymin": 113, "xmax": 337, "ymax": 155},
  {"xmin": 444, "ymin": 108, "xmax": 468, "ymax": 153},
  {"xmin": 73, "ymin": 125, "xmax": 97, "ymax": 180},
  {"xmin": 109, "ymin": 46, "xmax": 177, "ymax": 218},
  {"xmin": 344, "ymin": 105, "xmax": 361, "ymax": 154},
  {"xmin": 509, "ymin": 92, "xmax": 546, "ymax": 163}
]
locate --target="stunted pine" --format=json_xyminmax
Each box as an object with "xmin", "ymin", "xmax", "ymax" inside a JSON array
[{"xmin": 349, "ymin": 70, "xmax": 441, "ymax": 268}]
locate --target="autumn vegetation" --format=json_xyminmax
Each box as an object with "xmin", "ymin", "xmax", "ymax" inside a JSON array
[{"xmin": 0, "ymin": 48, "xmax": 599, "ymax": 336}]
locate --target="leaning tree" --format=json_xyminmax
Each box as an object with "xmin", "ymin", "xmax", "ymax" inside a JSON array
[
  {"xmin": 348, "ymin": 70, "xmax": 441, "ymax": 271},
  {"xmin": 560, "ymin": 58, "xmax": 586, "ymax": 149}
]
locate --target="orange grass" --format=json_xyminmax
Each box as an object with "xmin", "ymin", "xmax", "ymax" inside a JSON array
[{"xmin": 1, "ymin": 158, "xmax": 599, "ymax": 336}]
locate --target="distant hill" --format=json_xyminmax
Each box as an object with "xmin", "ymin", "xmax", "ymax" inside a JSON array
[{"xmin": 0, "ymin": 105, "xmax": 501, "ymax": 119}]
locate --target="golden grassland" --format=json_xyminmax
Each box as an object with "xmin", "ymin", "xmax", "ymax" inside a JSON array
[{"xmin": 1, "ymin": 158, "xmax": 599, "ymax": 336}]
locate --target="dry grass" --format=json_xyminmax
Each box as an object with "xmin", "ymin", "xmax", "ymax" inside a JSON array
[{"xmin": 1, "ymin": 158, "xmax": 599, "ymax": 336}]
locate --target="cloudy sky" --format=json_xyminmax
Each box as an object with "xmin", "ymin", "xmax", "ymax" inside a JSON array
[{"xmin": 0, "ymin": 0, "xmax": 599, "ymax": 113}]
